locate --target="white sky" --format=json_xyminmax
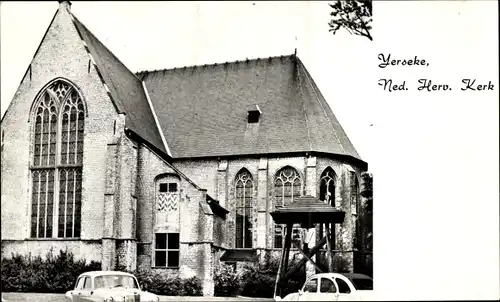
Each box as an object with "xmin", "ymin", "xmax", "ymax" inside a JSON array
[{"xmin": 1, "ymin": 1, "xmax": 499, "ymax": 300}]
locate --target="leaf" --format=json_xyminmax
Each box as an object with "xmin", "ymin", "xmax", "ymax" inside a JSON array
[{"xmin": 328, "ymin": 0, "xmax": 373, "ymax": 41}]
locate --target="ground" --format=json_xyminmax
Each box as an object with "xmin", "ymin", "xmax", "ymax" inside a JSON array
[{"xmin": 1, "ymin": 293, "xmax": 274, "ymax": 302}]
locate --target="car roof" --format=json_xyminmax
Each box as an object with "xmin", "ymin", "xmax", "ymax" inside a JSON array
[
  {"xmin": 309, "ymin": 272, "xmax": 372, "ymax": 280},
  {"xmin": 77, "ymin": 271, "xmax": 135, "ymax": 278},
  {"xmin": 309, "ymin": 272, "xmax": 345, "ymax": 279}
]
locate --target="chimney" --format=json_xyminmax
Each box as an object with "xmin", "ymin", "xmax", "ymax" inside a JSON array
[{"xmin": 58, "ymin": 1, "xmax": 72, "ymax": 11}]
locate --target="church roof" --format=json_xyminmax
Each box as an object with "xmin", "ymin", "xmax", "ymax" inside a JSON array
[
  {"xmin": 136, "ymin": 56, "xmax": 364, "ymax": 164},
  {"xmin": 70, "ymin": 14, "xmax": 168, "ymax": 156},
  {"xmin": 62, "ymin": 5, "xmax": 364, "ymax": 166}
]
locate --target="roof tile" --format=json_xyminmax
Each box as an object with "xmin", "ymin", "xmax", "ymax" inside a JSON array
[
  {"xmin": 140, "ymin": 55, "xmax": 363, "ymax": 162},
  {"xmin": 70, "ymin": 14, "xmax": 166, "ymax": 155}
]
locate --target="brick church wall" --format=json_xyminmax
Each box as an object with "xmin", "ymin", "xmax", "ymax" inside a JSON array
[
  {"xmin": 135, "ymin": 145, "xmax": 178, "ymax": 269},
  {"xmin": 135, "ymin": 145, "xmax": 216, "ymax": 295},
  {"xmin": 1, "ymin": 6, "xmax": 119, "ymax": 258},
  {"xmin": 173, "ymin": 154, "xmax": 367, "ymax": 276}
]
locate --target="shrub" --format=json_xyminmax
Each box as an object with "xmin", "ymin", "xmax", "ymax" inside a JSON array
[
  {"xmin": 238, "ymin": 256, "xmax": 305, "ymax": 298},
  {"xmin": 333, "ymin": 255, "xmax": 351, "ymax": 273},
  {"xmin": 239, "ymin": 265, "xmax": 276, "ymax": 298},
  {"xmin": 125, "ymin": 269, "xmax": 202, "ymax": 296},
  {"xmin": 180, "ymin": 276, "xmax": 203, "ymax": 296},
  {"xmin": 316, "ymin": 252, "xmax": 351, "ymax": 273},
  {"xmin": 214, "ymin": 263, "xmax": 240, "ymax": 297},
  {"xmin": 1, "ymin": 248, "xmax": 101, "ymax": 293}
]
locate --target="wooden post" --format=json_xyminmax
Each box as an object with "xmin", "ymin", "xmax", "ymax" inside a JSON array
[
  {"xmin": 278, "ymin": 223, "xmax": 293, "ymax": 297},
  {"xmin": 325, "ymin": 224, "xmax": 334, "ymax": 272},
  {"xmin": 292, "ymin": 241, "xmax": 323, "ymax": 273},
  {"xmin": 280, "ymin": 236, "xmax": 327, "ymax": 284},
  {"xmin": 283, "ymin": 224, "xmax": 293, "ymax": 272},
  {"xmin": 274, "ymin": 238, "xmax": 287, "ymax": 298}
]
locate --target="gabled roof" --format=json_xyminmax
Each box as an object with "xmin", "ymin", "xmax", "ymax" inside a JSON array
[
  {"xmin": 270, "ymin": 195, "xmax": 345, "ymax": 227},
  {"xmin": 69, "ymin": 13, "xmax": 167, "ymax": 156},
  {"xmin": 137, "ymin": 55, "xmax": 364, "ymax": 165}
]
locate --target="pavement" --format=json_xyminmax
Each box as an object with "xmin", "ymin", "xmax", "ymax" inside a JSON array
[{"xmin": 1, "ymin": 293, "xmax": 274, "ymax": 302}]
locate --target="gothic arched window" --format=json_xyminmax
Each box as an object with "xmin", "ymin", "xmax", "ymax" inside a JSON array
[
  {"xmin": 274, "ymin": 166, "xmax": 302, "ymax": 248},
  {"xmin": 320, "ymin": 168, "xmax": 336, "ymax": 206},
  {"xmin": 319, "ymin": 168, "xmax": 337, "ymax": 248},
  {"xmin": 275, "ymin": 166, "xmax": 301, "ymax": 207},
  {"xmin": 30, "ymin": 79, "xmax": 85, "ymax": 239},
  {"xmin": 235, "ymin": 169, "xmax": 253, "ymax": 248}
]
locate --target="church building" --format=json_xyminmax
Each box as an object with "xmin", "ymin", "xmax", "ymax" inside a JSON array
[{"xmin": 1, "ymin": 1, "xmax": 372, "ymax": 296}]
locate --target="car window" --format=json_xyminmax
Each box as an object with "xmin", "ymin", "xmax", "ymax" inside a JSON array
[
  {"xmin": 303, "ymin": 278, "xmax": 318, "ymax": 293},
  {"xmin": 75, "ymin": 277, "xmax": 85, "ymax": 290},
  {"xmin": 335, "ymin": 278, "xmax": 351, "ymax": 294},
  {"xmin": 320, "ymin": 277, "xmax": 337, "ymax": 293},
  {"xmin": 83, "ymin": 277, "xmax": 92, "ymax": 290},
  {"xmin": 94, "ymin": 275, "xmax": 140, "ymax": 289}
]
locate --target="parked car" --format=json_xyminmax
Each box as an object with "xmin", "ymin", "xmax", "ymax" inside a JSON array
[
  {"xmin": 65, "ymin": 271, "xmax": 160, "ymax": 302},
  {"xmin": 275, "ymin": 272, "xmax": 374, "ymax": 301}
]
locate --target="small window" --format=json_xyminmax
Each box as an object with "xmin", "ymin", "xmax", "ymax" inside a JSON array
[
  {"xmin": 83, "ymin": 277, "xmax": 92, "ymax": 290},
  {"xmin": 154, "ymin": 232, "xmax": 180, "ymax": 267},
  {"xmin": 335, "ymin": 278, "xmax": 351, "ymax": 294},
  {"xmin": 247, "ymin": 110, "xmax": 260, "ymax": 123},
  {"xmin": 168, "ymin": 183, "xmax": 177, "ymax": 192},
  {"xmin": 320, "ymin": 278, "xmax": 337, "ymax": 293},
  {"xmin": 159, "ymin": 182, "xmax": 178, "ymax": 192},
  {"xmin": 303, "ymin": 278, "xmax": 318, "ymax": 293},
  {"xmin": 75, "ymin": 277, "xmax": 85, "ymax": 290},
  {"xmin": 274, "ymin": 225, "xmax": 283, "ymax": 249},
  {"xmin": 155, "ymin": 233, "xmax": 167, "ymax": 249}
]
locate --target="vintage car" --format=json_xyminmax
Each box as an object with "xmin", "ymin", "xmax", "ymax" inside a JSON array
[
  {"xmin": 275, "ymin": 272, "xmax": 374, "ymax": 301},
  {"xmin": 65, "ymin": 271, "xmax": 160, "ymax": 302}
]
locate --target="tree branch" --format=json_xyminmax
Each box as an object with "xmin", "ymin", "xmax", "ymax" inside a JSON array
[
  {"xmin": 355, "ymin": 13, "xmax": 373, "ymax": 41},
  {"xmin": 328, "ymin": 0, "xmax": 373, "ymax": 41}
]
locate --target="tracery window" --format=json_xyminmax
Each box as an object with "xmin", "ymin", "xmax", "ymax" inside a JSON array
[
  {"xmin": 30, "ymin": 80, "xmax": 85, "ymax": 238},
  {"xmin": 319, "ymin": 168, "xmax": 336, "ymax": 247},
  {"xmin": 235, "ymin": 169, "xmax": 253, "ymax": 248},
  {"xmin": 320, "ymin": 168, "xmax": 336, "ymax": 206},
  {"xmin": 274, "ymin": 166, "xmax": 302, "ymax": 248},
  {"xmin": 275, "ymin": 167, "xmax": 301, "ymax": 207}
]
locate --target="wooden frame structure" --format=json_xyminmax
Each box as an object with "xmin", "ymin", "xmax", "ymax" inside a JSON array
[{"xmin": 270, "ymin": 195, "xmax": 345, "ymax": 298}]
